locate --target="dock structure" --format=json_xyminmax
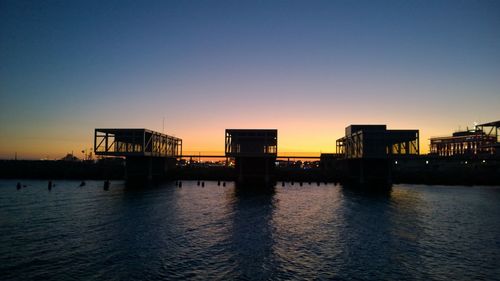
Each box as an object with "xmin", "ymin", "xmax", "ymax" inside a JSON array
[
  {"xmin": 336, "ymin": 125, "xmax": 419, "ymax": 186},
  {"xmin": 225, "ymin": 129, "xmax": 277, "ymax": 186},
  {"xmin": 430, "ymin": 120, "xmax": 499, "ymax": 157},
  {"xmin": 94, "ymin": 128, "xmax": 182, "ymax": 180}
]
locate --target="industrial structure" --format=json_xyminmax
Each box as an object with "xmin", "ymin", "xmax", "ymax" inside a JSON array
[
  {"xmin": 336, "ymin": 125, "xmax": 419, "ymax": 186},
  {"xmin": 336, "ymin": 125, "xmax": 419, "ymax": 159},
  {"xmin": 225, "ymin": 129, "xmax": 277, "ymax": 185},
  {"xmin": 85, "ymin": 122, "xmax": 499, "ymax": 187},
  {"xmin": 94, "ymin": 128, "xmax": 182, "ymax": 180},
  {"xmin": 430, "ymin": 121, "xmax": 499, "ymax": 157}
]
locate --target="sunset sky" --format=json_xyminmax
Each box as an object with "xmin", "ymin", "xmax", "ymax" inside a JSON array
[{"xmin": 1, "ymin": 0, "xmax": 499, "ymax": 159}]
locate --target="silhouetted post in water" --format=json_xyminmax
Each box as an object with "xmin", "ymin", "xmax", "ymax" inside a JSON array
[
  {"xmin": 299, "ymin": 182, "xmax": 303, "ymax": 186},
  {"xmin": 104, "ymin": 180, "xmax": 110, "ymax": 190},
  {"xmin": 16, "ymin": 182, "xmax": 21, "ymax": 190},
  {"xmin": 48, "ymin": 181, "xmax": 52, "ymax": 191},
  {"xmin": 79, "ymin": 181, "xmax": 85, "ymax": 187},
  {"xmin": 218, "ymin": 180, "xmax": 221, "ymax": 186},
  {"xmin": 202, "ymin": 182, "xmax": 205, "ymax": 187},
  {"xmin": 178, "ymin": 181, "xmax": 182, "ymax": 188},
  {"xmin": 223, "ymin": 182, "xmax": 226, "ymax": 187},
  {"xmin": 197, "ymin": 180, "xmax": 200, "ymax": 186},
  {"xmin": 282, "ymin": 181, "xmax": 285, "ymax": 187}
]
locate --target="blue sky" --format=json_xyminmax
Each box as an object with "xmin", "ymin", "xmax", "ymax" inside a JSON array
[{"xmin": 1, "ymin": 0, "xmax": 499, "ymax": 158}]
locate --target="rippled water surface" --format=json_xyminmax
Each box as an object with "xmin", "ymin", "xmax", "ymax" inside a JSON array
[{"xmin": 1, "ymin": 180, "xmax": 500, "ymax": 280}]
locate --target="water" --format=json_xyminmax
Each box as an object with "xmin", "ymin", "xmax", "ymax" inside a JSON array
[{"xmin": 1, "ymin": 180, "xmax": 500, "ymax": 280}]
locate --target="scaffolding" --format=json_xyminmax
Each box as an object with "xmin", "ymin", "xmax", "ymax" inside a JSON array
[{"xmin": 94, "ymin": 128, "xmax": 182, "ymax": 158}]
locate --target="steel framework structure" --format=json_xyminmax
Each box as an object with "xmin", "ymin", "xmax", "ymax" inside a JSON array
[
  {"xmin": 336, "ymin": 125, "xmax": 419, "ymax": 159},
  {"xmin": 225, "ymin": 129, "xmax": 277, "ymax": 157},
  {"xmin": 430, "ymin": 120, "xmax": 499, "ymax": 156},
  {"xmin": 94, "ymin": 128, "xmax": 182, "ymax": 157}
]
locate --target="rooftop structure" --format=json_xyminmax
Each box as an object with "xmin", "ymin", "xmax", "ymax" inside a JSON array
[
  {"xmin": 430, "ymin": 120, "xmax": 499, "ymax": 157},
  {"xmin": 336, "ymin": 125, "xmax": 419, "ymax": 159},
  {"xmin": 225, "ymin": 129, "xmax": 277, "ymax": 158},
  {"xmin": 94, "ymin": 128, "xmax": 182, "ymax": 158}
]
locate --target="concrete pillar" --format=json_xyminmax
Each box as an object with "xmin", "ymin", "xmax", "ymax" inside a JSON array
[
  {"xmin": 359, "ymin": 160, "xmax": 364, "ymax": 184},
  {"xmin": 265, "ymin": 158, "xmax": 269, "ymax": 184},
  {"xmin": 148, "ymin": 157, "xmax": 153, "ymax": 181}
]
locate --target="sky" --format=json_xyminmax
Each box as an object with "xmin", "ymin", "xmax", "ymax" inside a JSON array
[{"xmin": 1, "ymin": 0, "xmax": 499, "ymax": 159}]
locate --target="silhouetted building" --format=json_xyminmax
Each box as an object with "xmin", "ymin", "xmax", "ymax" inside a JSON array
[
  {"xmin": 94, "ymin": 128, "xmax": 182, "ymax": 157},
  {"xmin": 94, "ymin": 128, "xmax": 182, "ymax": 180},
  {"xmin": 336, "ymin": 125, "xmax": 419, "ymax": 158},
  {"xmin": 225, "ymin": 129, "xmax": 277, "ymax": 186},
  {"xmin": 335, "ymin": 124, "xmax": 419, "ymax": 187},
  {"xmin": 430, "ymin": 121, "xmax": 499, "ymax": 157}
]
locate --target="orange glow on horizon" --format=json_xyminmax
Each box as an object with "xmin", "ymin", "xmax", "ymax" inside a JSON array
[{"xmin": 1, "ymin": 127, "xmax": 436, "ymax": 160}]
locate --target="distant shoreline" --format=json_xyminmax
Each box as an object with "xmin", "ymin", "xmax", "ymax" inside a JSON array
[{"xmin": 1, "ymin": 159, "xmax": 499, "ymax": 186}]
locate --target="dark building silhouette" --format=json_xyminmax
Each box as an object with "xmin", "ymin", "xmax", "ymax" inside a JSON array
[
  {"xmin": 336, "ymin": 125, "xmax": 419, "ymax": 187},
  {"xmin": 94, "ymin": 128, "xmax": 182, "ymax": 180},
  {"xmin": 430, "ymin": 121, "xmax": 499, "ymax": 157},
  {"xmin": 336, "ymin": 125, "xmax": 419, "ymax": 158},
  {"xmin": 225, "ymin": 129, "xmax": 277, "ymax": 186}
]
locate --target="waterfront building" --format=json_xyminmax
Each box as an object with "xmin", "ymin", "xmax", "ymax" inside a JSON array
[
  {"xmin": 225, "ymin": 129, "xmax": 277, "ymax": 185},
  {"xmin": 429, "ymin": 121, "xmax": 499, "ymax": 157},
  {"xmin": 335, "ymin": 124, "xmax": 419, "ymax": 186},
  {"xmin": 336, "ymin": 125, "xmax": 420, "ymax": 159}
]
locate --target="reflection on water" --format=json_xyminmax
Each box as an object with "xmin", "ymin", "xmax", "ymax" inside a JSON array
[
  {"xmin": 1, "ymin": 180, "xmax": 500, "ymax": 280},
  {"xmin": 227, "ymin": 185, "xmax": 276, "ymax": 280}
]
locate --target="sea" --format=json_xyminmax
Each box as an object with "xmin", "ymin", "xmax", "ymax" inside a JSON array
[{"xmin": 1, "ymin": 180, "xmax": 499, "ymax": 280}]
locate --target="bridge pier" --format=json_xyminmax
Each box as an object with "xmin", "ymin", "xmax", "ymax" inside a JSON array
[
  {"xmin": 339, "ymin": 158, "xmax": 392, "ymax": 187},
  {"xmin": 125, "ymin": 156, "xmax": 176, "ymax": 181},
  {"xmin": 235, "ymin": 156, "xmax": 275, "ymax": 186}
]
